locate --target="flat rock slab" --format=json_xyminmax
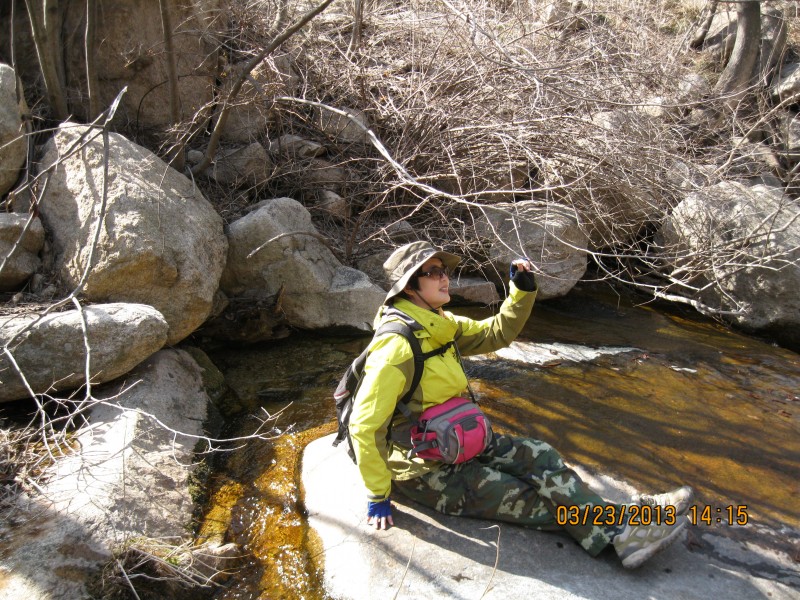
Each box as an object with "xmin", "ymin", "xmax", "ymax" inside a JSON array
[{"xmin": 303, "ymin": 434, "xmax": 797, "ymax": 600}]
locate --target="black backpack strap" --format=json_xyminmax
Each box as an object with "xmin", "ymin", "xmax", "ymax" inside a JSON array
[{"xmin": 374, "ymin": 321, "xmax": 454, "ymax": 420}]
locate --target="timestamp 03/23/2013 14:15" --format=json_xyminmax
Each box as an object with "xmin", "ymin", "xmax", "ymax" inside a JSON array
[{"xmin": 555, "ymin": 504, "xmax": 750, "ymax": 527}]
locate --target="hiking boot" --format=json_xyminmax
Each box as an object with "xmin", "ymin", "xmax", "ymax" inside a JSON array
[
  {"xmin": 613, "ymin": 517, "xmax": 688, "ymax": 569},
  {"xmin": 635, "ymin": 485, "xmax": 694, "ymax": 516}
]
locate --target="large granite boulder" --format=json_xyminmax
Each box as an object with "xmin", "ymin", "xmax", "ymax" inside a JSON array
[
  {"xmin": 37, "ymin": 123, "xmax": 228, "ymax": 344},
  {"xmin": 0, "ymin": 349, "xmax": 222, "ymax": 599},
  {"xmin": 658, "ymin": 181, "xmax": 800, "ymax": 347},
  {"xmin": 0, "ymin": 303, "xmax": 168, "ymax": 403},
  {"xmin": 475, "ymin": 201, "xmax": 588, "ymax": 299},
  {"xmin": 0, "ymin": 214, "xmax": 43, "ymax": 290},
  {"xmin": 0, "ymin": 63, "xmax": 26, "ymax": 196},
  {"xmin": 221, "ymin": 197, "xmax": 384, "ymax": 331}
]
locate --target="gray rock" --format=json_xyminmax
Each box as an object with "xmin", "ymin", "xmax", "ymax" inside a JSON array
[
  {"xmin": 386, "ymin": 220, "xmax": 416, "ymax": 242},
  {"xmin": 221, "ymin": 198, "xmax": 384, "ymax": 331},
  {"xmin": 0, "ymin": 214, "xmax": 43, "ymax": 290},
  {"xmin": 664, "ymin": 159, "xmax": 717, "ymax": 193},
  {"xmin": 0, "ymin": 303, "xmax": 168, "ymax": 402},
  {"xmin": 449, "ymin": 276, "xmax": 500, "ymax": 306},
  {"xmin": 303, "ymin": 433, "xmax": 795, "ymax": 600},
  {"xmin": 0, "ymin": 63, "xmax": 26, "ymax": 196},
  {"xmin": 316, "ymin": 106, "xmax": 370, "ymax": 144},
  {"xmin": 211, "ymin": 142, "xmax": 272, "ymax": 188},
  {"xmin": 0, "ymin": 349, "xmax": 212, "ymax": 598},
  {"xmin": 314, "ymin": 189, "xmax": 350, "ymax": 221},
  {"xmin": 726, "ymin": 137, "xmax": 782, "ymax": 179},
  {"xmin": 268, "ymin": 134, "xmax": 326, "ymax": 158},
  {"xmin": 186, "ymin": 149, "xmax": 205, "ymax": 164},
  {"xmin": 219, "ymin": 54, "xmax": 299, "ymax": 143},
  {"xmin": 474, "ymin": 201, "xmax": 588, "ymax": 299},
  {"xmin": 304, "ymin": 158, "xmax": 348, "ymax": 193},
  {"xmin": 758, "ymin": 8, "xmax": 788, "ymax": 84},
  {"xmin": 778, "ymin": 112, "xmax": 800, "ymax": 169},
  {"xmin": 772, "ymin": 62, "xmax": 800, "ymax": 104},
  {"xmin": 658, "ymin": 181, "xmax": 800, "ymax": 345},
  {"xmin": 37, "ymin": 123, "xmax": 228, "ymax": 344},
  {"xmin": 355, "ymin": 250, "xmax": 392, "ymax": 288},
  {"xmin": 676, "ymin": 72, "xmax": 710, "ymax": 104}
]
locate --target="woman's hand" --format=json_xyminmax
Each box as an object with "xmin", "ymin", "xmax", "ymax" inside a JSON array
[
  {"xmin": 510, "ymin": 258, "xmax": 537, "ymax": 292},
  {"xmin": 510, "ymin": 258, "xmax": 533, "ymax": 273},
  {"xmin": 367, "ymin": 498, "xmax": 394, "ymax": 530}
]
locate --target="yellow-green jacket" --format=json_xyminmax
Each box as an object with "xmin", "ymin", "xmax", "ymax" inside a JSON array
[{"xmin": 349, "ymin": 283, "xmax": 536, "ymax": 501}]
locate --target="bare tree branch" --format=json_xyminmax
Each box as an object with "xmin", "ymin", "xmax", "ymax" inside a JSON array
[{"xmin": 191, "ymin": 0, "xmax": 337, "ymax": 177}]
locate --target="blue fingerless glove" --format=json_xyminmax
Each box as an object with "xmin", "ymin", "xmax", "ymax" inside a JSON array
[
  {"xmin": 367, "ymin": 498, "xmax": 392, "ymax": 519},
  {"xmin": 510, "ymin": 258, "xmax": 537, "ymax": 292}
]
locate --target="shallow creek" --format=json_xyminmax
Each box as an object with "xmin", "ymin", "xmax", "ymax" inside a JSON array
[{"xmin": 201, "ymin": 285, "xmax": 800, "ymax": 599}]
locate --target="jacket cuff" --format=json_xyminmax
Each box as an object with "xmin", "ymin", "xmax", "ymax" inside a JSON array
[{"xmin": 509, "ymin": 280, "xmax": 538, "ymax": 301}]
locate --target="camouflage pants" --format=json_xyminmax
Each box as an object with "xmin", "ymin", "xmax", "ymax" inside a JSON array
[{"xmin": 393, "ymin": 433, "xmax": 618, "ymax": 556}]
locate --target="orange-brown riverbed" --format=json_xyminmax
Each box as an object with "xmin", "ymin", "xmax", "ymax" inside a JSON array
[{"xmin": 202, "ymin": 285, "xmax": 800, "ymax": 599}]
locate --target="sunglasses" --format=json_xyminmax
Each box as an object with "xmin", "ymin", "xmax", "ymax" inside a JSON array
[{"xmin": 418, "ymin": 266, "xmax": 451, "ymax": 280}]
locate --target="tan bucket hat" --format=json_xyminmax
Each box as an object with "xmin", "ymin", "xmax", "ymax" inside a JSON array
[{"xmin": 383, "ymin": 241, "xmax": 460, "ymax": 303}]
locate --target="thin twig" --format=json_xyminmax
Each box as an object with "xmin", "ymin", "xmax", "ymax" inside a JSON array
[
  {"xmin": 392, "ymin": 535, "xmax": 417, "ymax": 600},
  {"xmin": 479, "ymin": 524, "xmax": 501, "ymax": 600},
  {"xmin": 116, "ymin": 559, "xmax": 143, "ymax": 600}
]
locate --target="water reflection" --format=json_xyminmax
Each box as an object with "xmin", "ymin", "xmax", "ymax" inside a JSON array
[{"xmin": 201, "ymin": 285, "xmax": 800, "ymax": 598}]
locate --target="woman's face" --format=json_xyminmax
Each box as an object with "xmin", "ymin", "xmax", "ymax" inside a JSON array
[{"xmin": 405, "ymin": 257, "xmax": 451, "ymax": 310}]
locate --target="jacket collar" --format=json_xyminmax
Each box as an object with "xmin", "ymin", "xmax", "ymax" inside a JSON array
[{"xmin": 379, "ymin": 298, "xmax": 458, "ymax": 346}]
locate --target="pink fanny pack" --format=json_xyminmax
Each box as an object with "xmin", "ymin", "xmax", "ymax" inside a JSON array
[{"xmin": 407, "ymin": 397, "xmax": 493, "ymax": 464}]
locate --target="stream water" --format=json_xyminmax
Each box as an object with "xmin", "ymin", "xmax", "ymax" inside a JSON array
[{"xmin": 200, "ymin": 283, "xmax": 800, "ymax": 599}]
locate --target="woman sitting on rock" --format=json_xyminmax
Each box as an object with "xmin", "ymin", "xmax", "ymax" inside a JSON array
[{"xmin": 347, "ymin": 240, "xmax": 692, "ymax": 569}]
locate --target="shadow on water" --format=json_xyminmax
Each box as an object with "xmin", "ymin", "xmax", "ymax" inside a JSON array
[{"xmin": 201, "ymin": 284, "xmax": 800, "ymax": 598}]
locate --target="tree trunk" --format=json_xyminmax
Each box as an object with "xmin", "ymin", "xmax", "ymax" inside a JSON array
[
  {"xmin": 85, "ymin": 0, "xmax": 99, "ymax": 119},
  {"xmin": 690, "ymin": 1, "xmax": 719, "ymax": 49},
  {"xmin": 24, "ymin": 0, "xmax": 68, "ymax": 119},
  {"xmin": 713, "ymin": 0, "xmax": 761, "ymax": 103},
  {"xmin": 348, "ymin": 0, "xmax": 363, "ymax": 55},
  {"xmin": 159, "ymin": 0, "xmax": 185, "ymax": 172}
]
